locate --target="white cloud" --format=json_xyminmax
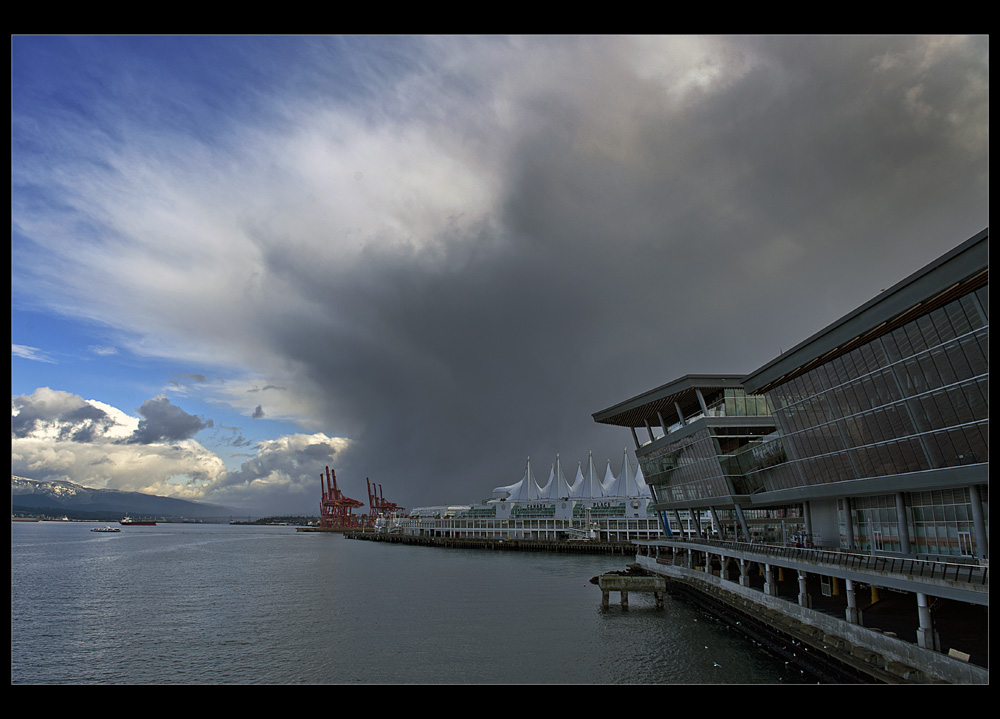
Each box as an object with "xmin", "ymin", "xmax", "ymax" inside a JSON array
[
  {"xmin": 11, "ymin": 387, "xmax": 351, "ymax": 512},
  {"xmin": 12, "ymin": 344, "xmax": 56, "ymax": 363}
]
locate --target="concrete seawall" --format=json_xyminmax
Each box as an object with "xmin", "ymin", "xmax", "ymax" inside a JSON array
[{"xmin": 637, "ymin": 554, "xmax": 988, "ymax": 685}]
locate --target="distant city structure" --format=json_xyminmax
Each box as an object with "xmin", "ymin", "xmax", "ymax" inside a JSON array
[
  {"xmin": 397, "ymin": 451, "xmax": 667, "ymax": 542},
  {"xmin": 593, "ymin": 228, "xmax": 988, "ymax": 682}
]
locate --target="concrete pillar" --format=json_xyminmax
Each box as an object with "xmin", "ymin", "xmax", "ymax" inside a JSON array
[
  {"xmin": 797, "ymin": 570, "xmax": 811, "ymax": 608},
  {"xmin": 803, "ymin": 501, "xmax": 813, "ymax": 544},
  {"xmin": 720, "ymin": 555, "xmax": 731, "ymax": 581},
  {"xmin": 845, "ymin": 579, "xmax": 859, "ymax": 624},
  {"xmin": 645, "ymin": 420, "xmax": 655, "ymax": 443},
  {"xmin": 630, "ymin": 427, "xmax": 640, "ymax": 449},
  {"xmin": 686, "ymin": 547, "xmax": 693, "ymax": 569},
  {"xmin": 916, "ymin": 592, "xmax": 934, "ymax": 650},
  {"xmin": 970, "ymin": 484, "xmax": 988, "ymax": 560},
  {"xmin": 602, "ymin": 589, "xmax": 609, "ymax": 608},
  {"xmin": 764, "ymin": 564, "xmax": 777, "ymax": 597},
  {"xmin": 674, "ymin": 401, "xmax": 685, "ymax": 425},
  {"xmin": 895, "ymin": 492, "xmax": 911, "ymax": 555},
  {"xmin": 621, "ymin": 590, "xmax": 629, "ymax": 610},
  {"xmin": 657, "ymin": 411, "xmax": 669, "ymax": 435},
  {"xmin": 674, "ymin": 510, "xmax": 684, "ymax": 538},
  {"xmin": 739, "ymin": 559, "xmax": 750, "ymax": 587}
]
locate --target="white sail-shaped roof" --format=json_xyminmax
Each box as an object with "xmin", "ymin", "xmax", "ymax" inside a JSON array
[
  {"xmin": 633, "ymin": 461, "xmax": 651, "ymax": 497},
  {"xmin": 493, "ymin": 457, "xmax": 544, "ymax": 502},
  {"xmin": 601, "ymin": 459, "xmax": 617, "ymax": 493},
  {"xmin": 494, "ymin": 452, "xmax": 649, "ymax": 503},
  {"xmin": 570, "ymin": 462, "xmax": 584, "ymax": 497},
  {"xmin": 617, "ymin": 449, "xmax": 650, "ymax": 498},
  {"xmin": 573, "ymin": 451, "xmax": 606, "ymax": 499},
  {"xmin": 538, "ymin": 454, "xmax": 573, "ymax": 500}
]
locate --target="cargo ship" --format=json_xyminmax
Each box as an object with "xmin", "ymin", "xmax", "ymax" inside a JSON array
[{"xmin": 119, "ymin": 516, "xmax": 157, "ymax": 526}]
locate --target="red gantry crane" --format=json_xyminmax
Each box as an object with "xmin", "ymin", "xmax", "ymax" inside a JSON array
[
  {"xmin": 367, "ymin": 477, "xmax": 404, "ymax": 523},
  {"xmin": 319, "ymin": 466, "xmax": 365, "ymax": 529}
]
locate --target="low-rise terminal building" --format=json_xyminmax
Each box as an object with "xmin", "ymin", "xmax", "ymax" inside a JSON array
[{"xmin": 593, "ymin": 228, "xmax": 988, "ymax": 683}]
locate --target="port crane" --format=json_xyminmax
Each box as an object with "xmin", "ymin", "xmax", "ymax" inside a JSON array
[
  {"xmin": 319, "ymin": 466, "xmax": 364, "ymax": 529},
  {"xmin": 367, "ymin": 477, "xmax": 404, "ymax": 522}
]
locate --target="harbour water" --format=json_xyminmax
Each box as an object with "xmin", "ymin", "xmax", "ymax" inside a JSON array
[{"xmin": 11, "ymin": 521, "xmax": 814, "ymax": 684}]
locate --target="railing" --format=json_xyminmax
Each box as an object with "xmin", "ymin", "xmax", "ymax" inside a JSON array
[{"xmin": 643, "ymin": 538, "xmax": 989, "ymax": 586}]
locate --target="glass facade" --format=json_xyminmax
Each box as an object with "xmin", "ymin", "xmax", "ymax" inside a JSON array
[
  {"xmin": 840, "ymin": 487, "xmax": 989, "ymax": 557},
  {"xmin": 738, "ymin": 285, "xmax": 988, "ymax": 493},
  {"xmin": 641, "ymin": 388, "xmax": 776, "ymax": 503}
]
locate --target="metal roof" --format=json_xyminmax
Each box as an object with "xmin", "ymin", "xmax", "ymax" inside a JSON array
[{"xmin": 592, "ymin": 374, "xmax": 746, "ymax": 429}]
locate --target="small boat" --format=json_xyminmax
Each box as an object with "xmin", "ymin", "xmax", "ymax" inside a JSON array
[
  {"xmin": 119, "ymin": 516, "xmax": 156, "ymax": 526},
  {"xmin": 92, "ymin": 525, "xmax": 121, "ymax": 533}
]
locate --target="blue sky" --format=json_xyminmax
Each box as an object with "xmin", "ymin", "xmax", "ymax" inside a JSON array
[{"xmin": 11, "ymin": 35, "xmax": 990, "ymax": 515}]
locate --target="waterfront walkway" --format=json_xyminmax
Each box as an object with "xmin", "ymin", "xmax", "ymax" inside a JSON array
[{"xmin": 635, "ymin": 537, "xmax": 988, "ymax": 683}]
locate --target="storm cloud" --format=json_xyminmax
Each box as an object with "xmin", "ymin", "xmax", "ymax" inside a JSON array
[{"xmin": 11, "ymin": 35, "xmax": 990, "ymax": 511}]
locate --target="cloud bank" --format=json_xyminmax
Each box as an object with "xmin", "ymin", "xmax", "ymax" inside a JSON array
[{"xmin": 11, "ymin": 35, "xmax": 990, "ymax": 511}]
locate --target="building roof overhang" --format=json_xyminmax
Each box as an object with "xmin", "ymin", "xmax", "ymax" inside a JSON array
[{"xmin": 592, "ymin": 374, "xmax": 747, "ymax": 429}]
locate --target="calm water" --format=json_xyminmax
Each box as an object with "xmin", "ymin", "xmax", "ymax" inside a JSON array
[{"xmin": 11, "ymin": 522, "xmax": 810, "ymax": 684}]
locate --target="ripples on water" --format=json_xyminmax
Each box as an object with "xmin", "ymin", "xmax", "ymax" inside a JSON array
[{"xmin": 11, "ymin": 523, "xmax": 810, "ymax": 684}]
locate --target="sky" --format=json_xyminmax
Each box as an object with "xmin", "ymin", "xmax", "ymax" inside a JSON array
[{"xmin": 11, "ymin": 35, "xmax": 989, "ymax": 516}]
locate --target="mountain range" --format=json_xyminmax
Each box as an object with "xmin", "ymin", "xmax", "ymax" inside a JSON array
[{"xmin": 11, "ymin": 475, "xmax": 253, "ymax": 520}]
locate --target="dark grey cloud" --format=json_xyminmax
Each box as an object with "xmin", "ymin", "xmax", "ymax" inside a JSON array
[
  {"xmin": 124, "ymin": 396, "xmax": 213, "ymax": 444},
  {"xmin": 11, "ymin": 36, "xmax": 988, "ymax": 513},
  {"xmin": 245, "ymin": 36, "xmax": 989, "ymax": 508}
]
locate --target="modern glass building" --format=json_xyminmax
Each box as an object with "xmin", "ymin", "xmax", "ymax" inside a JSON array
[
  {"xmin": 592, "ymin": 375, "xmax": 779, "ymax": 543},
  {"xmin": 740, "ymin": 228, "xmax": 988, "ymax": 561},
  {"xmin": 592, "ymin": 229, "xmax": 988, "ymax": 680},
  {"xmin": 595, "ymin": 228, "xmax": 988, "ymax": 561}
]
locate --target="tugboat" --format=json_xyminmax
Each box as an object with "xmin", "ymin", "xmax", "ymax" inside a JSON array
[
  {"xmin": 119, "ymin": 516, "xmax": 157, "ymax": 526},
  {"xmin": 92, "ymin": 525, "xmax": 121, "ymax": 532}
]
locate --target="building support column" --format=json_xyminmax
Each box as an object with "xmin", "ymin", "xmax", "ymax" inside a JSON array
[
  {"xmin": 895, "ymin": 492, "xmax": 911, "ymax": 555},
  {"xmin": 720, "ymin": 555, "xmax": 731, "ymax": 581},
  {"xmin": 916, "ymin": 593, "xmax": 935, "ymax": 651},
  {"xmin": 970, "ymin": 484, "xmax": 988, "ymax": 560},
  {"xmin": 674, "ymin": 510, "xmax": 685, "ymax": 538},
  {"xmin": 764, "ymin": 564, "xmax": 777, "ymax": 597},
  {"xmin": 845, "ymin": 579, "xmax": 860, "ymax": 624},
  {"xmin": 797, "ymin": 570, "xmax": 811, "ymax": 608},
  {"xmin": 803, "ymin": 501, "xmax": 813, "ymax": 545},
  {"xmin": 630, "ymin": 427, "xmax": 640, "ymax": 450},
  {"xmin": 695, "ymin": 388, "xmax": 710, "ymax": 416},
  {"xmin": 644, "ymin": 420, "xmax": 655, "ymax": 443},
  {"xmin": 709, "ymin": 506, "xmax": 722, "ymax": 538},
  {"xmin": 739, "ymin": 559, "xmax": 750, "ymax": 587}
]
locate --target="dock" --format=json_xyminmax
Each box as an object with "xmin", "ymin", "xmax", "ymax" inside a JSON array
[{"xmin": 597, "ymin": 567, "xmax": 667, "ymax": 608}]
